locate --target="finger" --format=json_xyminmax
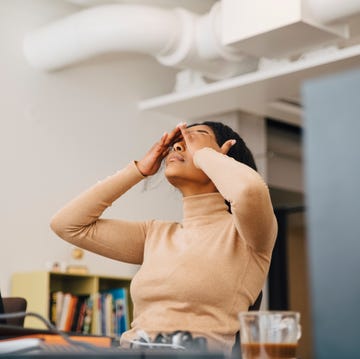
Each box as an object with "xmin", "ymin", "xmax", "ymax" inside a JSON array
[
  {"xmin": 221, "ymin": 139, "xmax": 236, "ymax": 155},
  {"xmin": 162, "ymin": 147, "xmax": 170, "ymax": 158},
  {"xmin": 168, "ymin": 131, "xmax": 183, "ymax": 148},
  {"xmin": 162, "ymin": 142, "xmax": 171, "ymax": 153},
  {"xmin": 177, "ymin": 122, "xmax": 189, "ymax": 142},
  {"xmin": 160, "ymin": 132, "xmax": 169, "ymax": 146},
  {"xmin": 161, "ymin": 134, "xmax": 179, "ymax": 154},
  {"xmin": 162, "ymin": 123, "xmax": 186, "ymax": 150},
  {"xmin": 167, "ymin": 125, "xmax": 181, "ymax": 140}
]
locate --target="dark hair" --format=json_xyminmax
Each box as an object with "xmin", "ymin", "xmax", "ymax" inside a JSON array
[{"xmin": 188, "ymin": 121, "xmax": 257, "ymax": 171}]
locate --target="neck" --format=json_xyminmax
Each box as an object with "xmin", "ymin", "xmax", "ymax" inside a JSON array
[
  {"xmin": 182, "ymin": 192, "xmax": 229, "ymax": 226},
  {"xmin": 166, "ymin": 173, "xmax": 218, "ymax": 196}
]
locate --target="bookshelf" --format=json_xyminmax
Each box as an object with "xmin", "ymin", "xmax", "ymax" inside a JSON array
[{"xmin": 11, "ymin": 271, "xmax": 133, "ymax": 336}]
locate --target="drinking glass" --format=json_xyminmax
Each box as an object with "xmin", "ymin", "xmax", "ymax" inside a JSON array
[{"xmin": 238, "ymin": 311, "xmax": 301, "ymax": 359}]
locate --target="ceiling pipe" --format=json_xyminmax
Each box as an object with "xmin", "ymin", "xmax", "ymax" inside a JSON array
[
  {"xmin": 23, "ymin": 2, "xmax": 258, "ymax": 80},
  {"xmin": 304, "ymin": 0, "xmax": 360, "ymax": 24}
]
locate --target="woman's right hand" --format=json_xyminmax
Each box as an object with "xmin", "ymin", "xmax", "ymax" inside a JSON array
[{"xmin": 136, "ymin": 125, "xmax": 183, "ymax": 176}]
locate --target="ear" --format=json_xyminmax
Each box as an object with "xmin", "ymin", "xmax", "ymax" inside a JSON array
[{"xmin": 220, "ymin": 139, "xmax": 236, "ymax": 155}]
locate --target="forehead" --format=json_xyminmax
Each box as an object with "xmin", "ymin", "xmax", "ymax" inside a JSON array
[{"xmin": 187, "ymin": 125, "xmax": 215, "ymax": 136}]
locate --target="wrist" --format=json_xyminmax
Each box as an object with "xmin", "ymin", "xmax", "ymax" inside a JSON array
[{"xmin": 134, "ymin": 161, "xmax": 147, "ymax": 177}]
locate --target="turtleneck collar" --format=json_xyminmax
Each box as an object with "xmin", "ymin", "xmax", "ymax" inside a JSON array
[{"xmin": 182, "ymin": 192, "xmax": 229, "ymax": 227}]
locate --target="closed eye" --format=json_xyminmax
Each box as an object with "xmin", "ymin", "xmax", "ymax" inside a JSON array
[{"xmin": 188, "ymin": 129, "xmax": 210, "ymax": 135}]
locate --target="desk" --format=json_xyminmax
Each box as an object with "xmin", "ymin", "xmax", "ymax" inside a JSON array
[
  {"xmin": 0, "ymin": 325, "xmax": 225, "ymax": 359},
  {"xmin": 0, "ymin": 343, "xmax": 225, "ymax": 359}
]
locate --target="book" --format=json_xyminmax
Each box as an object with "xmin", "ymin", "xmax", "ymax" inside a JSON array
[
  {"xmin": 64, "ymin": 295, "xmax": 78, "ymax": 332},
  {"xmin": 0, "ymin": 333, "xmax": 112, "ymax": 348},
  {"xmin": 82, "ymin": 295, "xmax": 94, "ymax": 335},
  {"xmin": 47, "ymin": 288, "xmax": 129, "ymax": 337},
  {"xmin": 49, "ymin": 291, "xmax": 61, "ymax": 326},
  {"xmin": 88, "ymin": 293, "xmax": 100, "ymax": 335},
  {"xmin": 57, "ymin": 293, "xmax": 72, "ymax": 331},
  {"xmin": 72, "ymin": 295, "xmax": 89, "ymax": 333},
  {"xmin": 0, "ymin": 338, "xmax": 43, "ymax": 355},
  {"xmin": 104, "ymin": 293, "xmax": 113, "ymax": 336},
  {"xmin": 106, "ymin": 287, "xmax": 129, "ymax": 337}
]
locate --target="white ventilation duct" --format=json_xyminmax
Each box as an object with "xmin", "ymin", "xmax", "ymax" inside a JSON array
[
  {"xmin": 304, "ymin": 0, "xmax": 360, "ymax": 24},
  {"xmin": 23, "ymin": 2, "xmax": 258, "ymax": 80},
  {"xmin": 23, "ymin": 0, "xmax": 360, "ymax": 79}
]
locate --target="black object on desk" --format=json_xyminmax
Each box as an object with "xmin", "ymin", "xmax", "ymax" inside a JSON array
[
  {"xmin": 0, "ymin": 293, "xmax": 5, "ymax": 325},
  {"xmin": 0, "ymin": 292, "xmax": 27, "ymax": 327}
]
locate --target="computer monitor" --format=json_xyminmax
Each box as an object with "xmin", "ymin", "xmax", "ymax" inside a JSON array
[
  {"xmin": 302, "ymin": 68, "xmax": 360, "ymax": 358},
  {"xmin": 0, "ymin": 290, "xmax": 6, "ymax": 324}
]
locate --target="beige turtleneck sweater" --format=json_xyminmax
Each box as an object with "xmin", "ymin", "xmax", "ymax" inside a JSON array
[{"xmin": 50, "ymin": 147, "xmax": 277, "ymax": 354}]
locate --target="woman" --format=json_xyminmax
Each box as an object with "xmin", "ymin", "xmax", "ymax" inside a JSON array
[{"xmin": 50, "ymin": 121, "xmax": 277, "ymax": 354}]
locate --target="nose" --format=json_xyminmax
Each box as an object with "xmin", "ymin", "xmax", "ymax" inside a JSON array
[{"xmin": 172, "ymin": 141, "xmax": 185, "ymax": 152}]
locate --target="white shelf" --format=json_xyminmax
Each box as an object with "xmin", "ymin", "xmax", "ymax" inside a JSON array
[{"xmin": 139, "ymin": 44, "xmax": 360, "ymax": 126}]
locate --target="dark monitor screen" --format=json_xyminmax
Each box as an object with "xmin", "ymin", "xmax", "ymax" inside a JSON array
[
  {"xmin": 302, "ymin": 68, "xmax": 360, "ymax": 358},
  {"xmin": 0, "ymin": 290, "xmax": 6, "ymax": 324}
]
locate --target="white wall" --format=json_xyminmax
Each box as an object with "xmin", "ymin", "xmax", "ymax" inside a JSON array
[{"xmin": 0, "ymin": 0, "xmax": 184, "ymax": 295}]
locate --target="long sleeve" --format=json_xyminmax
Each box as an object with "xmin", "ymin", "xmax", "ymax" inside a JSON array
[
  {"xmin": 193, "ymin": 147, "xmax": 277, "ymax": 253},
  {"xmin": 50, "ymin": 162, "xmax": 149, "ymax": 264}
]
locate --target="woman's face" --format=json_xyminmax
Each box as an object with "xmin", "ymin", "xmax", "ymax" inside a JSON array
[{"xmin": 164, "ymin": 125, "xmax": 220, "ymax": 196}]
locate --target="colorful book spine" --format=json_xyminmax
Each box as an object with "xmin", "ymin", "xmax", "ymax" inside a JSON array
[
  {"xmin": 106, "ymin": 287, "xmax": 129, "ymax": 337},
  {"xmin": 48, "ymin": 287, "xmax": 129, "ymax": 337}
]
